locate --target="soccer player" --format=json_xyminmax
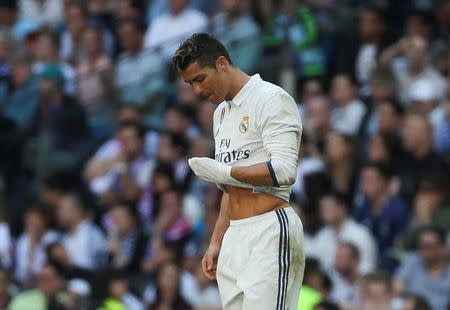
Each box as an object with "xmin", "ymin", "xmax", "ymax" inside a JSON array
[{"xmin": 173, "ymin": 33, "xmax": 304, "ymax": 309}]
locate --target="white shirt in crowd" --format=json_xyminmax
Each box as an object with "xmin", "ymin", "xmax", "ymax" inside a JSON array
[
  {"xmin": 331, "ymin": 99, "xmax": 367, "ymax": 136},
  {"xmin": 144, "ymin": 8, "xmax": 208, "ymax": 60},
  {"xmin": 328, "ymin": 269, "xmax": 360, "ymax": 308},
  {"xmin": 15, "ymin": 231, "xmax": 59, "ymax": 284},
  {"xmin": 19, "ymin": 0, "xmax": 64, "ymax": 27},
  {"xmin": 0, "ymin": 223, "xmax": 12, "ymax": 269},
  {"xmin": 181, "ymin": 271, "xmax": 222, "ymax": 309},
  {"xmin": 307, "ymin": 219, "xmax": 377, "ymax": 274},
  {"xmin": 62, "ymin": 220, "xmax": 107, "ymax": 270}
]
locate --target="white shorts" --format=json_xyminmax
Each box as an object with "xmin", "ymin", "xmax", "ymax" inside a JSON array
[{"xmin": 217, "ymin": 207, "xmax": 305, "ymax": 310}]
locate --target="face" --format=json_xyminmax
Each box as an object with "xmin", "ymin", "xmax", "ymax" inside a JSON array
[
  {"xmin": 405, "ymin": 36, "xmax": 428, "ymax": 67},
  {"xmin": 334, "ymin": 245, "xmax": 356, "ymax": 275},
  {"xmin": 111, "ymin": 207, "xmax": 134, "ymax": 235},
  {"xmin": 325, "ymin": 133, "xmax": 350, "ymax": 162},
  {"xmin": 221, "ymin": 0, "xmax": 244, "ymax": 14},
  {"xmin": 176, "ymin": 77, "xmax": 198, "ymax": 105},
  {"xmin": 110, "ymin": 279, "xmax": 128, "ymax": 299},
  {"xmin": 57, "ymin": 196, "xmax": 80, "ymax": 229},
  {"xmin": 118, "ymin": 23, "xmax": 141, "ymax": 52},
  {"xmin": 406, "ymin": 16, "xmax": 431, "ymax": 39},
  {"xmin": 164, "ymin": 109, "xmax": 189, "ymax": 133},
  {"xmin": 168, "ymin": 0, "xmax": 188, "ymax": 14},
  {"xmin": 37, "ymin": 266, "xmax": 64, "ymax": 297},
  {"xmin": 190, "ymin": 136, "xmax": 210, "ymax": 157},
  {"xmin": 82, "ymin": 29, "xmax": 102, "ymax": 56},
  {"xmin": 35, "ymin": 35, "xmax": 56, "ymax": 60},
  {"xmin": 363, "ymin": 282, "xmax": 391, "ymax": 310},
  {"xmin": 306, "ymin": 96, "xmax": 330, "ymax": 130},
  {"xmin": 368, "ymin": 135, "xmax": 389, "ymax": 162},
  {"xmin": 158, "ymin": 264, "xmax": 179, "ymax": 294},
  {"xmin": 359, "ymin": 10, "xmax": 384, "ymax": 41},
  {"xmin": 118, "ymin": 127, "xmax": 143, "ymax": 159},
  {"xmin": 302, "ymin": 79, "xmax": 323, "ymax": 102},
  {"xmin": 25, "ymin": 211, "xmax": 46, "ymax": 239},
  {"xmin": 11, "ymin": 62, "xmax": 31, "ymax": 87},
  {"xmin": 377, "ymin": 102, "xmax": 400, "ymax": 133},
  {"xmin": 67, "ymin": 6, "xmax": 86, "ymax": 36},
  {"xmin": 361, "ymin": 168, "xmax": 386, "ymax": 200},
  {"xmin": 116, "ymin": 0, "xmax": 139, "ymax": 19},
  {"xmin": 331, "ymin": 75, "xmax": 355, "ymax": 105},
  {"xmin": 157, "ymin": 134, "xmax": 177, "ymax": 162},
  {"xmin": 319, "ymin": 197, "xmax": 343, "ymax": 225},
  {"xmin": 402, "ymin": 116, "xmax": 430, "ymax": 152},
  {"xmin": 181, "ymin": 60, "xmax": 231, "ymax": 105},
  {"xmin": 418, "ymin": 232, "xmax": 444, "ymax": 265},
  {"xmin": 38, "ymin": 79, "xmax": 58, "ymax": 99}
]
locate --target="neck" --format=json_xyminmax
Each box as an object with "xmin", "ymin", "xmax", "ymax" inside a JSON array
[
  {"xmin": 69, "ymin": 218, "xmax": 84, "ymax": 233},
  {"xmin": 413, "ymin": 146, "xmax": 431, "ymax": 159},
  {"xmin": 225, "ymin": 69, "xmax": 251, "ymax": 101},
  {"xmin": 408, "ymin": 63, "xmax": 424, "ymax": 76},
  {"xmin": 371, "ymin": 192, "xmax": 387, "ymax": 210},
  {"xmin": 331, "ymin": 218, "xmax": 346, "ymax": 232}
]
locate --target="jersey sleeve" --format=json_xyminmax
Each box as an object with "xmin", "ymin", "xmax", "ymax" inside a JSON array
[{"xmin": 257, "ymin": 92, "xmax": 302, "ymax": 186}]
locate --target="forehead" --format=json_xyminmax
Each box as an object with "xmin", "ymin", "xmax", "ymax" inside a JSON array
[{"xmin": 181, "ymin": 61, "xmax": 215, "ymax": 83}]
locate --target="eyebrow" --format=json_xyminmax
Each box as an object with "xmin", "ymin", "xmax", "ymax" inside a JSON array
[{"xmin": 184, "ymin": 74, "xmax": 205, "ymax": 84}]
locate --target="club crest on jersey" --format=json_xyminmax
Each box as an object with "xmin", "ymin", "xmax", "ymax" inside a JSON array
[{"xmin": 239, "ymin": 116, "xmax": 249, "ymax": 133}]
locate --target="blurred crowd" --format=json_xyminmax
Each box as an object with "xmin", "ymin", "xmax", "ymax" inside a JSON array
[{"xmin": 0, "ymin": 0, "xmax": 449, "ymax": 309}]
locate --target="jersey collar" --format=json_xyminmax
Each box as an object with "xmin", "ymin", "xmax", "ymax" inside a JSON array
[{"xmin": 227, "ymin": 74, "xmax": 261, "ymax": 107}]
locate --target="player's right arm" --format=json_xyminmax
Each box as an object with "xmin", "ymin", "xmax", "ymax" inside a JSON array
[{"xmin": 202, "ymin": 192, "xmax": 230, "ymax": 280}]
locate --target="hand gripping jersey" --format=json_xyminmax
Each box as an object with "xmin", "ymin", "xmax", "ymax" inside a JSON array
[{"xmin": 213, "ymin": 74, "xmax": 302, "ymax": 202}]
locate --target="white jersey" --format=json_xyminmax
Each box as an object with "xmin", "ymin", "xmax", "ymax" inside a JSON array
[{"xmin": 213, "ymin": 74, "xmax": 302, "ymax": 202}]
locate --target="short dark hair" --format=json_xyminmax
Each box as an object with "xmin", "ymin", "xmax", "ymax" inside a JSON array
[
  {"xmin": 323, "ymin": 191, "xmax": 350, "ymax": 211},
  {"xmin": 362, "ymin": 161, "xmax": 393, "ymax": 180},
  {"xmin": 407, "ymin": 9, "xmax": 435, "ymax": 28},
  {"xmin": 119, "ymin": 121, "xmax": 147, "ymax": 140},
  {"xmin": 339, "ymin": 242, "xmax": 360, "ymax": 261},
  {"xmin": 117, "ymin": 17, "xmax": 147, "ymax": 34},
  {"xmin": 416, "ymin": 225, "xmax": 447, "ymax": 246},
  {"xmin": 173, "ymin": 33, "xmax": 232, "ymax": 72}
]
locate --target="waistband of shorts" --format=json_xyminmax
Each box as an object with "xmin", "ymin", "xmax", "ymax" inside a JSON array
[{"xmin": 229, "ymin": 206, "xmax": 295, "ymax": 227}]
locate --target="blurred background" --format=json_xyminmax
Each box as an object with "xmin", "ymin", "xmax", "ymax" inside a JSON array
[{"xmin": 0, "ymin": 0, "xmax": 449, "ymax": 309}]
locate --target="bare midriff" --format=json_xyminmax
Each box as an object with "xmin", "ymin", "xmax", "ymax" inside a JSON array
[{"xmin": 225, "ymin": 185, "xmax": 289, "ymax": 220}]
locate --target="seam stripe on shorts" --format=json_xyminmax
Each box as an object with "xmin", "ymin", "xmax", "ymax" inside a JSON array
[
  {"xmin": 280, "ymin": 208, "xmax": 290, "ymax": 307},
  {"xmin": 276, "ymin": 209, "xmax": 288, "ymax": 310},
  {"xmin": 276, "ymin": 210, "xmax": 283, "ymax": 310}
]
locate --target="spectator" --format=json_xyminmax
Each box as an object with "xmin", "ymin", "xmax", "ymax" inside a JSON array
[
  {"xmin": 163, "ymin": 105, "xmax": 199, "ymax": 139},
  {"xmin": 32, "ymin": 30, "xmax": 76, "ymax": 95},
  {"xmin": 181, "ymin": 263, "xmax": 221, "ymax": 309},
  {"xmin": 394, "ymin": 226, "xmax": 450, "ymax": 310},
  {"xmin": 115, "ymin": 18, "xmax": 167, "ymax": 130},
  {"xmin": 303, "ymin": 95, "xmax": 331, "ymax": 152},
  {"xmin": 402, "ymin": 172, "xmax": 450, "ymax": 250},
  {"xmin": 18, "ymin": 0, "xmax": 63, "ymax": 28},
  {"xmin": 376, "ymin": 98, "xmax": 404, "ymax": 135},
  {"xmin": 328, "ymin": 242, "xmax": 361, "ymax": 309},
  {"xmin": 324, "ymin": 132, "xmax": 356, "ymax": 200},
  {"xmin": 353, "ymin": 162, "xmax": 409, "ymax": 271},
  {"xmin": 310, "ymin": 192, "xmax": 377, "ymax": 274},
  {"xmin": 366, "ymin": 132, "xmax": 402, "ymax": 173},
  {"xmin": 115, "ymin": 0, "xmax": 146, "ymax": 21},
  {"xmin": 8, "ymin": 263, "xmax": 67, "ymax": 310},
  {"xmin": 330, "ymin": 73, "xmax": 367, "ymax": 136},
  {"xmin": 150, "ymin": 262, "xmax": 193, "ymax": 310},
  {"xmin": 358, "ymin": 272, "xmax": 394, "ymax": 310},
  {"xmin": 15, "ymin": 207, "xmax": 58, "ymax": 286},
  {"xmin": 25, "ymin": 63, "xmax": 92, "ymax": 181},
  {"xmin": 77, "ymin": 26, "xmax": 116, "ymax": 137},
  {"xmin": 380, "ymin": 35, "xmax": 446, "ymax": 105},
  {"xmin": 262, "ymin": 0, "xmax": 324, "ymax": 82},
  {"xmin": 99, "ymin": 274, "xmax": 144, "ymax": 310},
  {"xmin": 45, "ymin": 241, "xmax": 90, "ymax": 280},
  {"xmin": 336, "ymin": 5, "xmax": 391, "ymax": 87},
  {"xmin": 399, "ymin": 114, "xmax": 449, "ymax": 202},
  {"xmin": 143, "ymin": 0, "xmax": 208, "ymax": 61},
  {"xmin": 1, "ymin": 50, "xmax": 39, "ymax": 130},
  {"xmin": 97, "ymin": 122, "xmax": 154, "ymax": 208},
  {"xmin": 59, "ymin": 1, "xmax": 114, "ymax": 65},
  {"xmin": 106, "ymin": 205, "xmax": 147, "ymax": 273},
  {"xmin": 56, "ymin": 193, "xmax": 107, "ymax": 271},
  {"xmin": 211, "ymin": 0, "xmax": 262, "ymax": 74}
]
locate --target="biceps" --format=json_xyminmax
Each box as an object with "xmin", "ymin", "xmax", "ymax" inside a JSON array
[{"xmin": 265, "ymin": 131, "xmax": 301, "ymax": 186}]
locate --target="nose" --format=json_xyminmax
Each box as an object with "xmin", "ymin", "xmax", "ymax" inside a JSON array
[{"xmin": 193, "ymin": 83, "xmax": 203, "ymax": 96}]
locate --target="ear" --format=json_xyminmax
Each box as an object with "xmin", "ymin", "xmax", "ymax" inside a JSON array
[{"xmin": 216, "ymin": 56, "xmax": 229, "ymax": 72}]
